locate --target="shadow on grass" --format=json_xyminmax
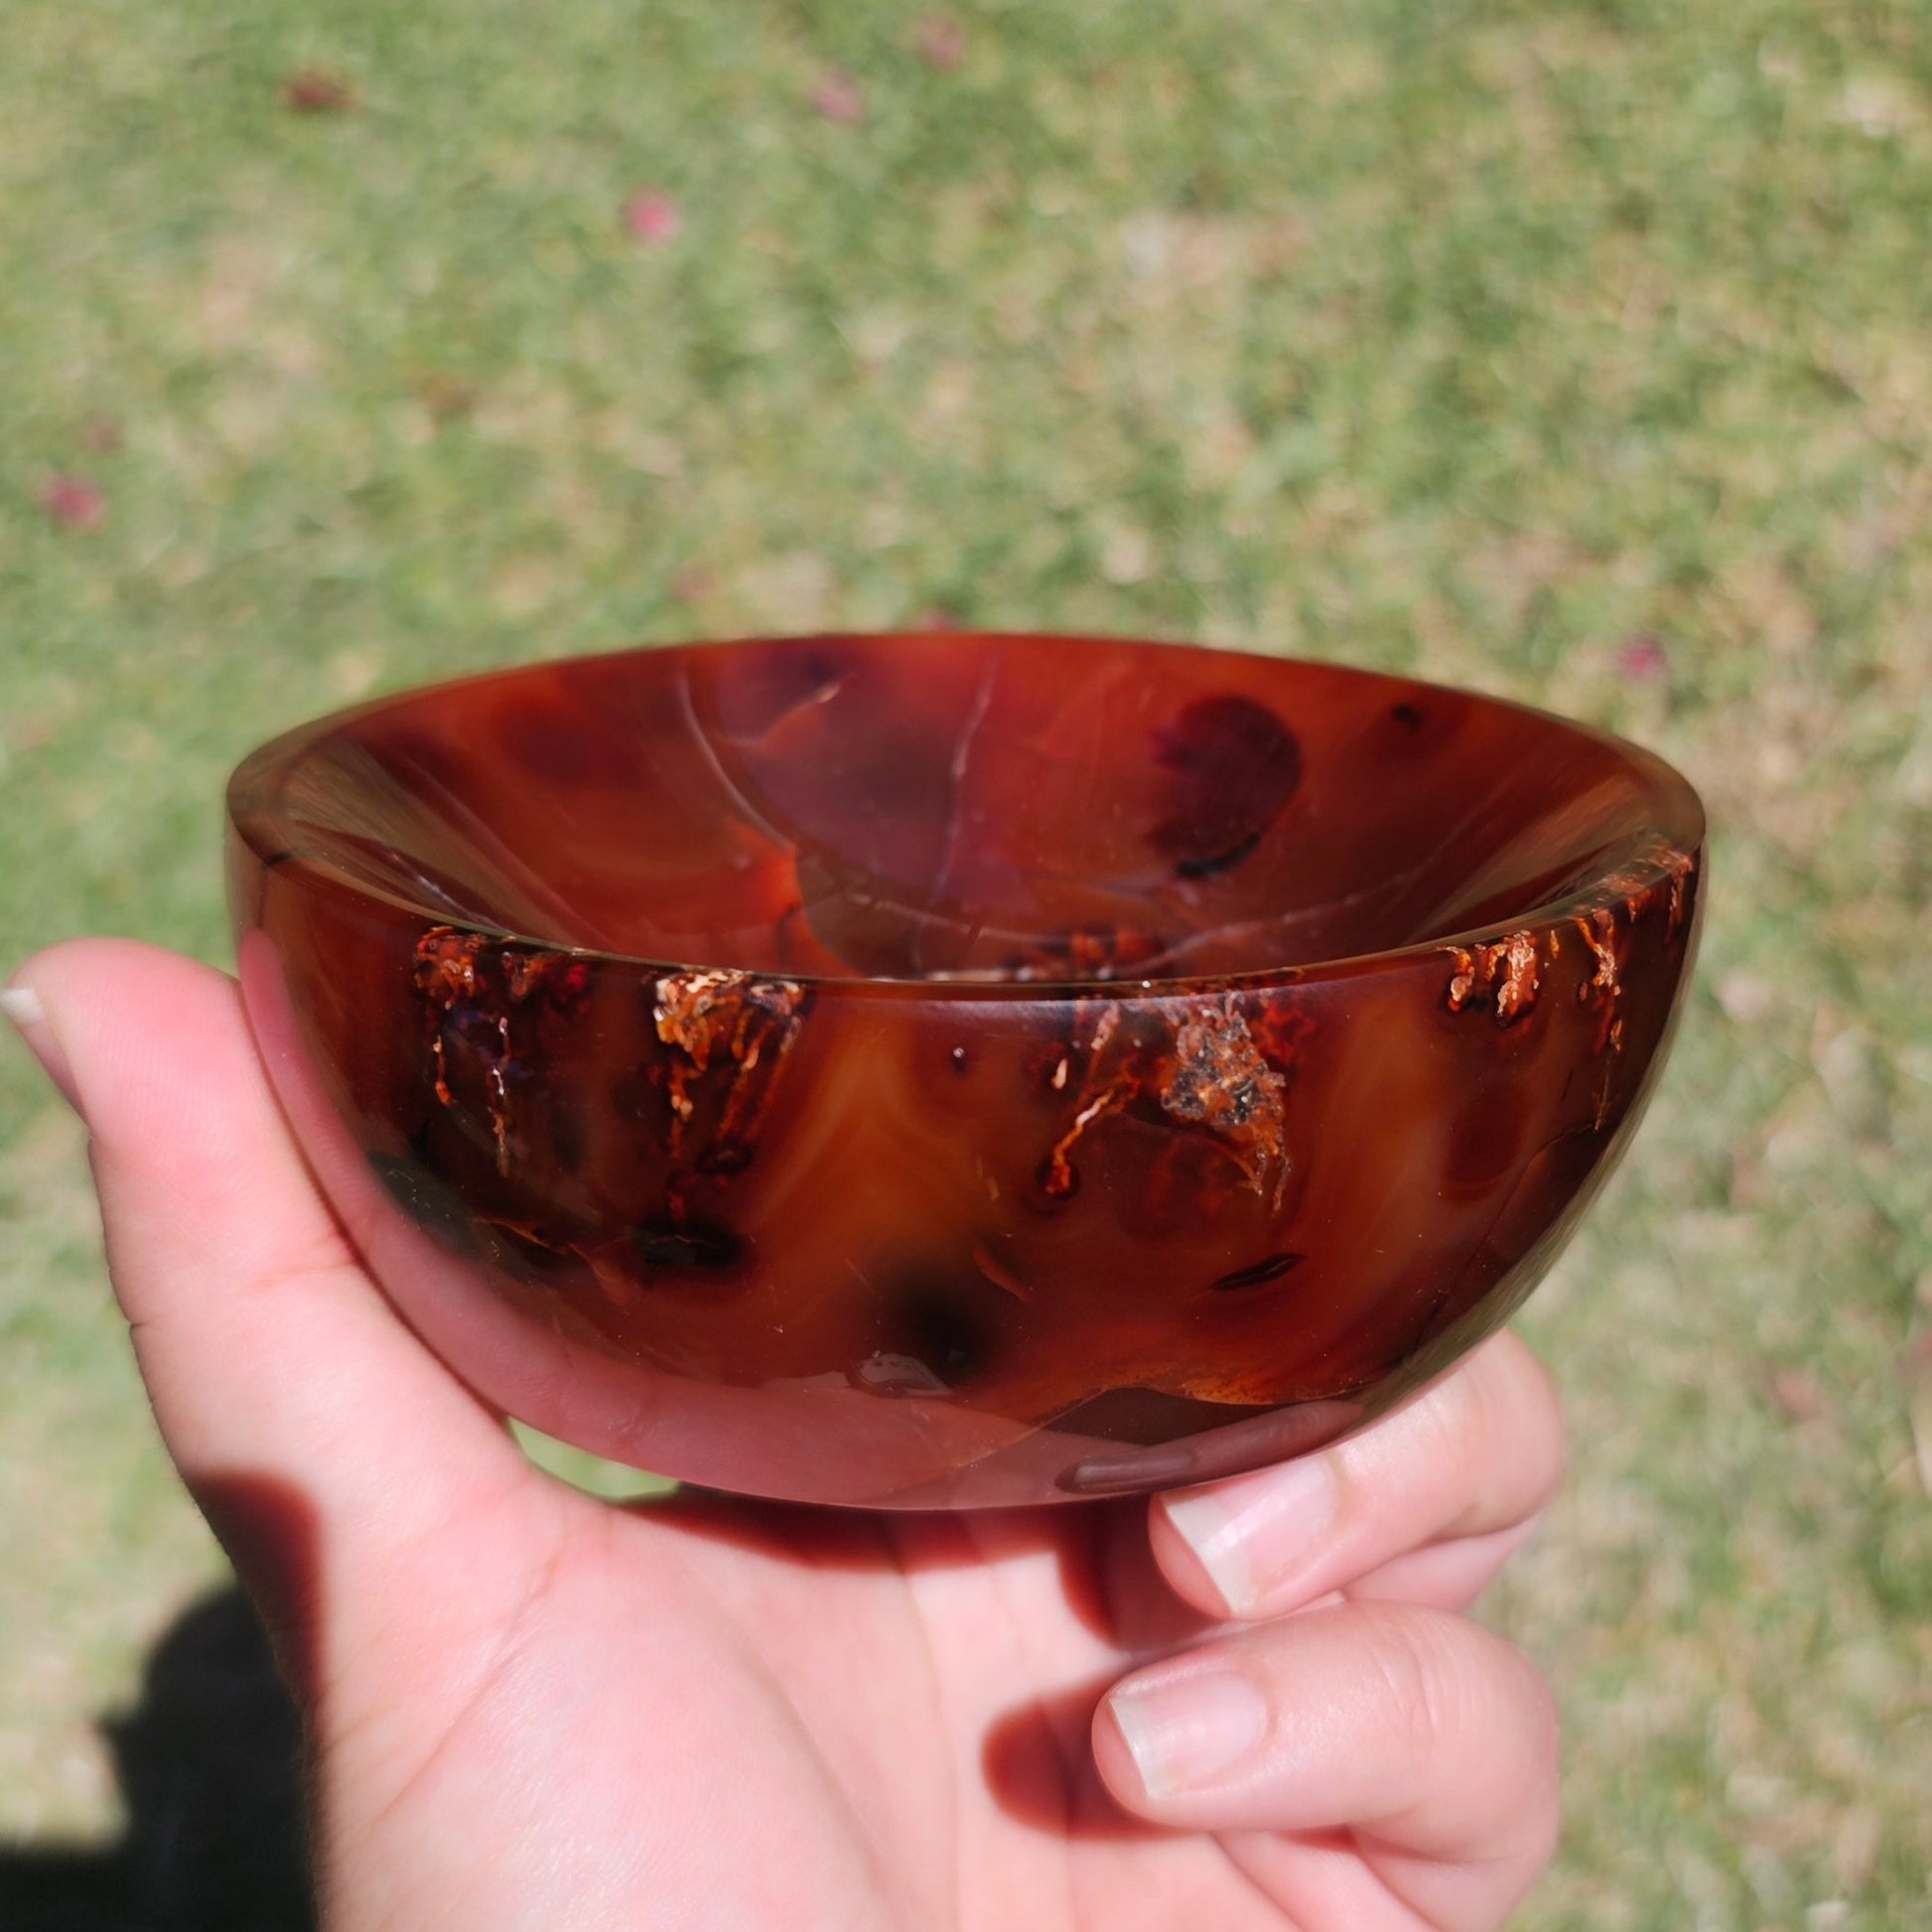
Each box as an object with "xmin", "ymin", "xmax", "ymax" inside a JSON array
[{"xmin": 0, "ymin": 1587, "xmax": 313, "ymax": 1932}]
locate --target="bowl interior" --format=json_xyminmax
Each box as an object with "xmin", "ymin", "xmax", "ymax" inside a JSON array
[{"xmin": 238, "ymin": 633, "xmax": 1694, "ymax": 983}]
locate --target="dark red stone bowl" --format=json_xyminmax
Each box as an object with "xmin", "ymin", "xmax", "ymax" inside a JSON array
[{"xmin": 226, "ymin": 633, "xmax": 1703, "ymax": 1508}]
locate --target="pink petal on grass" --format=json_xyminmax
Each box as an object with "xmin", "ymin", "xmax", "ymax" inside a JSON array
[
  {"xmin": 41, "ymin": 475, "xmax": 106, "ymax": 531},
  {"xmin": 812, "ymin": 69, "xmax": 865, "ymax": 125},
  {"xmin": 916, "ymin": 16, "xmax": 965, "ymax": 70},
  {"xmin": 282, "ymin": 69, "xmax": 357, "ymax": 112},
  {"xmin": 624, "ymin": 191, "xmax": 680, "ymax": 244},
  {"xmin": 1615, "ymin": 633, "xmax": 1669, "ymax": 680},
  {"xmin": 1761, "ymin": 1367, "xmax": 1827, "ymax": 1426}
]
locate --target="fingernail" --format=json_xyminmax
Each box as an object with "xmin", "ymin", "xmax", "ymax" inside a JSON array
[
  {"xmin": 2, "ymin": 984, "xmax": 81, "ymax": 1114},
  {"xmin": 1107, "ymin": 1666, "xmax": 1268, "ymax": 1799},
  {"xmin": 1161, "ymin": 1452, "xmax": 1336, "ymax": 1615}
]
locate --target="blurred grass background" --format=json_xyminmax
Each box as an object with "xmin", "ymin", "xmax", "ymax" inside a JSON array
[{"xmin": 2, "ymin": 0, "xmax": 1929, "ymax": 1923}]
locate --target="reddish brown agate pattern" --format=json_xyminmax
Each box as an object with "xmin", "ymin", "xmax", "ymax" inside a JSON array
[{"xmin": 226, "ymin": 633, "xmax": 1704, "ymax": 1507}]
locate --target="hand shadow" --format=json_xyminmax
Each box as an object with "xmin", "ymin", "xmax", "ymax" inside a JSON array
[
  {"xmin": 0, "ymin": 1586, "xmax": 314, "ymax": 1932},
  {"xmin": 0, "ymin": 1469, "xmax": 1215, "ymax": 1931}
]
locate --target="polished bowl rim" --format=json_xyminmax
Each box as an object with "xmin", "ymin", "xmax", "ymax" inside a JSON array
[{"xmin": 226, "ymin": 629, "xmax": 1708, "ymax": 999}]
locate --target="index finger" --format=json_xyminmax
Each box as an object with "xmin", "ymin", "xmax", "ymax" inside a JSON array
[{"xmin": 7, "ymin": 940, "xmax": 549, "ymax": 1688}]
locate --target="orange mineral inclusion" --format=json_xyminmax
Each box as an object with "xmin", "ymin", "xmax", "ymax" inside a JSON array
[{"xmin": 226, "ymin": 633, "xmax": 1704, "ymax": 1507}]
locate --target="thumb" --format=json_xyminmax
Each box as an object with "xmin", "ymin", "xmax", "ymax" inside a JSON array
[{"xmin": 4, "ymin": 938, "xmax": 551, "ymax": 1705}]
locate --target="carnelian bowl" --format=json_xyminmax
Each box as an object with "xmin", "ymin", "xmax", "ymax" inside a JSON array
[{"xmin": 226, "ymin": 633, "xmax": 1703, "ymax": 1507}]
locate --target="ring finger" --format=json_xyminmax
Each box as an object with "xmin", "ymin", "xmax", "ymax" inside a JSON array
[{"xmin": 1148, "ymin": 1331, "xmax": 1564, "ymax": 1620}]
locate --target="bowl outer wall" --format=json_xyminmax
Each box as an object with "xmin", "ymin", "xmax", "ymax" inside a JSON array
[{"xmin": 223, "ymin": 635, "xmax": 1706, "ymax": 1507}]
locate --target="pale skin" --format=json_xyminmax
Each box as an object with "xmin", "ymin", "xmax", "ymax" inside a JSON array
[{"xmin": 6, "ymin": 939, "xmax": 1565, "ymax": 1932}]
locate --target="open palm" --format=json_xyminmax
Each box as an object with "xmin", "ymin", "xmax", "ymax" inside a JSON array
[{"xmin": 11, "ymin": 941, "xmax": 1563, "ymax": 1932}]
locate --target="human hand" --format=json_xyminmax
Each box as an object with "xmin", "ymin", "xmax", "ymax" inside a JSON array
[{"xmin": 7, "ymin": 938, "xmax": 1563, "ymax": 1931}]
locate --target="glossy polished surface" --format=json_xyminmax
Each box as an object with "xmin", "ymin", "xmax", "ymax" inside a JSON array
[{"xmin": 227, "ymin": 633, "xmax": 1704, "ymax": 1507}]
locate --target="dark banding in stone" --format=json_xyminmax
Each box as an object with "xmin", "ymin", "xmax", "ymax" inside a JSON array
[
  {"xmin": 548, "ymin": 1096, "xmax": 588, "ymax": 1175},
  {"xmin": 631, "ymin": 1217, "xmax": 748, "ymax": 1272},
  {"xmin": 608, "ymin": 1067, "xmax": 658, "ymax": 1124},
  {"xmin": 1046, "ymin": 1384, "xmax": 1281, "ymax": 1449},
  {"xmin": 896, "ymin": 1280, "xmax": 992, "ymax": 1387},
  {"xmin": 1209, "ymin": 1250, "xmax": 1305, "ymax": 1292},
  {"xmin": 1151, "ymin": 693, "xmax": 1302, "ymax": 879},
  {"xmin": 486, "ymin": 1220, "xmax": 584, "ymax": 1284},
  {"xmin": 367, "ymin": 1149, "xmax": 478, "ymax": 1257},
  {"xmin": 1174, "ymin": 827, "xmax": 1264, "ymax": 881}
]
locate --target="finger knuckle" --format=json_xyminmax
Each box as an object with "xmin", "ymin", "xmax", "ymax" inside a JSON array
[
  {"xmin": 1421, "ymin": 1357, "xmax": 1482, "ymax": 1467},
  {"xmin": 1514, "ymin": 1348, "xmax": 1569, "ymax": 1497},
  {"xmin": 1463, "ymin": 1338, "xmax": 1567, "ymax": 1526},
  {"xmin": 1365, "ymin": 1609, "xmax": 1454, "ymax": 1762},
  {"xmin": 1515, "ymin": 1642, "xmax": 1563, "ymax": 1777},
  {"xmin": 1506, "ymin": 1645, "xmax": 1564, "ymax": 1864}
]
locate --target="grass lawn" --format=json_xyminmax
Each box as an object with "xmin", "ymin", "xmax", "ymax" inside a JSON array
[{"xmin": 3, "ymin": 0, "xmax": 1930, "ymax": 1923}]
